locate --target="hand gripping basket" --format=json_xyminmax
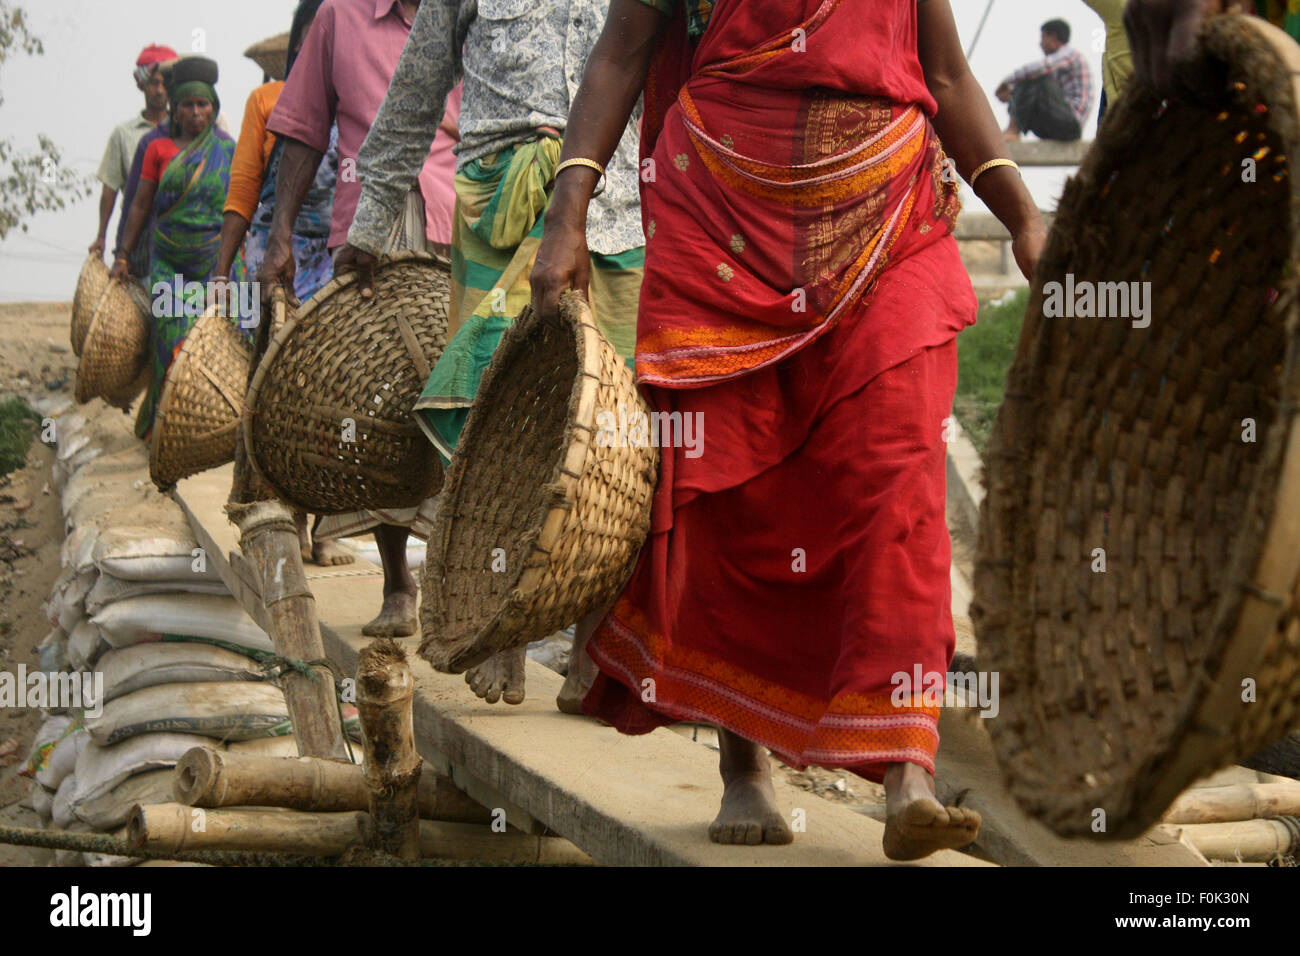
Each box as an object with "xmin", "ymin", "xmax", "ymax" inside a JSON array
[
  {"xmin": 971, "ymin": 15, "xmax": 1300, "ymax": 839},
  {"xmin": 243, "ymin": 251, "xmax": 450, "ymax": 514},
  {"xmin": 149, "ymin": 304, "xmax": 254, "ymax": 490},
  {"xmin": 419, "ymin": 292, "xmax": 659, "ymax": 673},
  {"xmin": 71, "ymin": 254, "xmax": 109, "ymax": 356},
  {"xmin": 74, "ymin": 277, "xmax": 151, "ymax": 406}
]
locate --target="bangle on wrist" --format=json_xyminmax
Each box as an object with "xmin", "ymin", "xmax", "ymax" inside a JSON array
[
  {"xmin": 554, "ymin": 157, "xmax": 606, "ymax": 197},
  {"xmin": 968, "ymin": 157, "xmax": 1021, "ymax": 189}
]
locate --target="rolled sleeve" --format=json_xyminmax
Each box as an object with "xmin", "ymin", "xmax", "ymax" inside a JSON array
[
  {"xmin": 267, "ymin": 4, "xmax": 336, "ymax": 153},
  {"xmin": 347, "ymin": 0, "xmax": 465, "ymax": 254},
  {"xmin": 225, "ymin": 87, "xmax": 274, "ymax": 220}
]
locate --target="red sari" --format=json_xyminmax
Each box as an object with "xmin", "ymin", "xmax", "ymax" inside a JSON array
[{"xmin": 583, "ymin": 0, "xmax": 978, "ymax": 781}]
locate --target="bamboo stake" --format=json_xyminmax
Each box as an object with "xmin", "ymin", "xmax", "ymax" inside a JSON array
[
  {"xmin": 127, "ymin": 804, "xmax": 596, "ymax": 863},
  {"xmin": 1160, "ymin": 782, "xmax": 1300, "ymax": 825},
  {"xmin": 226, "ymin": 499, "xmax": 348, "ymax": 760},
  {"xmin": 357, "ymin": 639, "xmax": 421, "ymax": 859},
  {"xmin": 1157, "ymin": 817, "xmax": 1300, "ymax": 863},
  {"xmin": 173, "ymin": 747, "xmax": 490, "ymax": 823}
]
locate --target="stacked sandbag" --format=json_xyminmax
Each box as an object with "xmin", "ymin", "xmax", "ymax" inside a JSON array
[{"xmin": 27, "ymin": 408, "xmax": 361, "ymax": 865}]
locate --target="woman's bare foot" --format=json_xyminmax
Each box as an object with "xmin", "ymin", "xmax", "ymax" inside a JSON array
[
  {"xmin": 312, "ymin": 539, "xmax": 355, "ymax": 566},
  {"xmin": 556, "ymin": 610, "xmax": 603, "ymax": 714},
  {"xmin": 466, "ymin": 645, "xmax": 527, "ymax": 704},
  {"xmin": 362, "ymin": 589, "xmax": 417, "ymax": 637},
  {"xmin": 709, "ymin": 729, "xmax": 793, "ymax": 846},
  {"xmin": 881, "ymin": 762, "xmax": 980, "ymax": 861}
]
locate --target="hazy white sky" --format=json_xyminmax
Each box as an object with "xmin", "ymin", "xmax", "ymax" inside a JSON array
[{"xmin": 0, "ymin": 0, "xmax": 1104, "ymax": 302}]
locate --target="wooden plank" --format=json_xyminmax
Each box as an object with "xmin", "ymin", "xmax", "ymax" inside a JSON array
[{"xmin": 174, "ymin": 467, "xmax": 989, "ymax": 867}]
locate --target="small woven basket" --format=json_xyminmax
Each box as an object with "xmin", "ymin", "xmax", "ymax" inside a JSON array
[
  {"xmin": 972, "ymin": 15, "xmax": 1300, "ymax": 839},
  {"xmin": 244, "ymin": 252, "xmax": 450, "ymax": 514},
  {"xmin": 419, "ymin": 292, "xmax": 659, "ymax": 674},
  {"xmin": 149, "ymin": 304, "xmax": 254, "ymax": 490},
  {"xmin": 71, "ymin": 255, "xmax": 109, "ymax": 357},
  {"xmin": 74, "ymin": 277, "xmax": 151, "ymax": 406},
  {"xmin": 243, "ymin": 33, "xmax": 290, "ymax": 81}
]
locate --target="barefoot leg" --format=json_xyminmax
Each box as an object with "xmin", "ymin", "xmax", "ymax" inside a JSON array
[
  {"xmin": 309, "ymin": 515, "xmax": 356, "ymax": 567},
  {"xmin": 881, "ymin": 762, "xmax": 980, "ymax": 861},
  {"xmin": 708, "ymin": 729, "xmax": 793, "ymax": 846},
  {"xmin": 362, "ymin": 524, "xmax": 417, "ymax": 637},
  {"xmin": 556, "ymin": 604, "xmax": 607, "ymax": 714},
  {"xmin": 465, "ymin": 644, "xmax": 527, "ymax": 704}
]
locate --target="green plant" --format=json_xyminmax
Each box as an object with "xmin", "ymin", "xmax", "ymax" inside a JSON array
[
  {"xmin": 0, "ymin": 395, "xmax": 41, "ymax": 477},
  {"xmin": 954, "ymin": 288, "xmax": 1028, "ymax": 458}
]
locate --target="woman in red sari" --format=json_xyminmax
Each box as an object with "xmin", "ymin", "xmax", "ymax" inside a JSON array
[{"xmin": 533, "ymin": 0, "xmax": 1046, "ymax": 859}]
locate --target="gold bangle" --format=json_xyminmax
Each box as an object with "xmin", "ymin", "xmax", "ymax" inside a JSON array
[
  {"xmin": 555, "ymin": 157, "xmax": 605, "ymax": 179},
  {"xmin": 969, "ymin": 158, "xmax": 1020, "ymax": 188}
]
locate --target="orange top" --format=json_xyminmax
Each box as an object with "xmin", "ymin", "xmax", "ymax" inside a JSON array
[{"xmin": 224, "ymin": 81, "xmax": 284, "ymax": 220}]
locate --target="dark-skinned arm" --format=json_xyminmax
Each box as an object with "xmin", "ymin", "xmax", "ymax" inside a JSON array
[
  {"xmin": 530, "ymin": 0, "xmax": 665, "ymax": 318},
  {"xmin": 90, "ymin": 185, "xmax": 117, "ymax": 256},
  {"xmin": 257, "ymin": 137, "xmax": 323, "ymax": 302},
  {"xmin": 109, "ymin": 179, "xmax": 157, "ymax": 280},
  {"xmin": 917, "ymin": 0, "xmax": 1045, "ymax": 280}
]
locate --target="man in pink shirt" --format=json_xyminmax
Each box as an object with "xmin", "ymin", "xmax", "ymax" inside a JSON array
[{"xmin": 259, "ymin": 0, "xmax": 459, "ymax": 638}]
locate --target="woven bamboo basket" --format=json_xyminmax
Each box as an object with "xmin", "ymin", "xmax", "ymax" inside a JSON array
[
  {"xmin": 244, "ymin": 251, "xmax": 450, "ymax": 513},
  {"xmin": 71, "ymin": 255, "xmax": 109, "ymax": 357},
  {"xmin": 243, "ymin": 32, "xmax": 290, "ymax": 81},
  {"xmin": 149, "ymin": 304, "xmax": 255, "ymax": 490},
  {"xmin": 419, "ymin": 292, "xmax": 659, "ymax": 674},
  {"xmin": 74, "ymin": 277, "xmax": 151, "ymax": 406},
  {"xmin": 971, "ymin": 14, "xmax": 1300, "ymax": 839}
]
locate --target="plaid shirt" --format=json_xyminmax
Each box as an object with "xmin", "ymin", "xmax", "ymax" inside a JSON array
[{"xmin": 1002, "ymin": 44, "xmax": 1093, "ymax": 125}]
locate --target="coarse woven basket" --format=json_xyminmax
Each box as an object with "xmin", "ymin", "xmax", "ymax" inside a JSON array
[
  {"xmin": 243, "ymin": 33, "xmax": 290, "ymax": 82},
  {"xmin": 74, "ymin": 277, "xmax": 151, "ymax": 406},
  {"xmin": 149, "ymin": 304, "xmax": 255, "ymax": 490},
  {"xmin": 419, "ymin": 292, "xmax": 659, "ymax": 674},
  {"xmin": 71, "ymin": 254, "xmax": 109, "ymax": 357},
  {"xmin": 971, "ymin": 14, "xmax": 1300, "ymax": 840},
  {"xmin": 244, "ymin": 251, "xmax": 450, "ymax": 514}
]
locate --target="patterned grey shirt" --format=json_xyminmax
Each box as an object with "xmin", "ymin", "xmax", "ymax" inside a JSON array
[{"xmin": 348, "ymin": 0, "xmax": 646, "ymax": 256}]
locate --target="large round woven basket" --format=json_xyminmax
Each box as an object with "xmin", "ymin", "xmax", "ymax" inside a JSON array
[
  {"xmin": 71, "ymin": 255, "xmax": 109, "ymax": 357},
  {"xmin": 244, "ymin": 251, "xmax": 450, "ymax": 514},
  {"xmin": 243, "ymin": 32, "xmax": 290, "ymax": 81},
  {"xmin": 74, "ymin": 278, "xmax": 151, "ymax": 406},
  {"xmin": 419, "ymin": 292, "xmax": 659, "ymax": 674},
  {"xmin": 971, "ymin": 15, "xmax": 1300, "ymax": 839},
  {"xmin": 149, "ymin": 305, "xmax": 254, "ymax": 490}
]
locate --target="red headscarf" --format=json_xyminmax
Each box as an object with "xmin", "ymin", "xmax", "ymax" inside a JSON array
[{"xmin": 134, "ymin": 44, "xmax": 178, "ymax": 83}]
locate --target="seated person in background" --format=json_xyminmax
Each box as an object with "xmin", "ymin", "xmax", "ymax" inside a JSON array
[{"xmin": 997, "ymin": 18, "xmax": 1092, "ymax": 142}]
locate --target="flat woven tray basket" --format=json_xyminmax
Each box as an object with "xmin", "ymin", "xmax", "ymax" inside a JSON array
[
  {"xmin": 244, "ymin": 251, "xmax": 450, "ymax": 514},
  {"xmin": 149, "ymin": 304, "xmax": 254, "ymax": 490},
  {"xmin": 972, "ymin": 15, "xmax": 1300, "ymax": 839},
  {"xmin": 74, "ymin": 277, "xmax": 151, "ymax": 406},
  {"xmin": 71, "ymin": 255, "xmax": 109, "ymax": 357},
  {"xmin": 419, "ymin": 292, "xmax": 659, "ymax": 673}
]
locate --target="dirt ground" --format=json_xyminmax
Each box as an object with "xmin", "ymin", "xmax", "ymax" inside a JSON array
[{"xmin": 0, "ymin": 302, "xmax": 80, "ymax": 865}]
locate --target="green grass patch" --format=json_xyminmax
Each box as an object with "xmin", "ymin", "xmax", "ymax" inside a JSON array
[
  {"xmin": 0, "ymin": 396, "xmax": 42, "ymax": 478},
  {"xmin": 954, "ymin": 288, "xmax": 1029, "ymax": 458}
]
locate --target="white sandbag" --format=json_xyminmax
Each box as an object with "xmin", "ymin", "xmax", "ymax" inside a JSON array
[
  {"xmin": 18, "ymin": 715, "xmax": 73, "ymax": 780},
  {"xmin": 93, "ymin": 594, "xmax": 274, "ymax": 655},
  {"xmin": 52, "ymin": 569, "xmax": 97, "ymax": 633},
  {"xmin": 61, "ymin": 525, "xmax": 98, "ymax": 575},
  {"xmin": 67, "ymin": 618, "xmax": 110, "ymax": 671},
  {"xmin": 84, "ymin": 849, "xmax": 142, "ymax": 867},
  {"xmin": 73, "ymin": 769, "xmax": 174, "ymax": 831},
  {"xmin": 38, "ymin": 628, "xmax": 68, "ymax": 674},
  {"xmin": 94, "ymin": 526, "xmax": 220, "ymax": 583},
  {"xmin": 73, "ymin": 732, "xmax": 215, "ymax": 807},
  {"xmin": 92, "ymin": 643, "xmax": 263, "ymax": 706},
  {"xmin": 51, "ymin": 774, "xmax": 78, "ymax": 829},
  {"xmin": 84, "ymin": 682, "xmax": 291, "ymax": 746},
  {"xmin": 85, "ymin": 573, "xmax": 230, "ymax": 613},
  {"xmin": 29, "ymin": 782, "xmax": 54, "ymax": 824},
  {"xmin": 35, "ymin": 726, "xmax": 89, "ymax": 791}
]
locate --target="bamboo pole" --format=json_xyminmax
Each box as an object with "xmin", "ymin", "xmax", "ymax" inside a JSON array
[
  {"xmin": 1160, "ymin": 782, "xmax": 1300, "ymax": 825},
  {"xmin": 226, "ymin": 500, "xmax": 348, "ymax": 760},
  {"xmin": 1157, "ymin": 817, "xmax": 1300, "ymax": 863},
  {"xmin": 173, "ymin": 747, "xmax": 490, "ymax": 823},
  {"xmin": 127, "ymin": 804, "xmax": 596, "ymax": 863},
  {"xmin": 357, "ymin": 639, "xmax": 421, "ymax": 859}
]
